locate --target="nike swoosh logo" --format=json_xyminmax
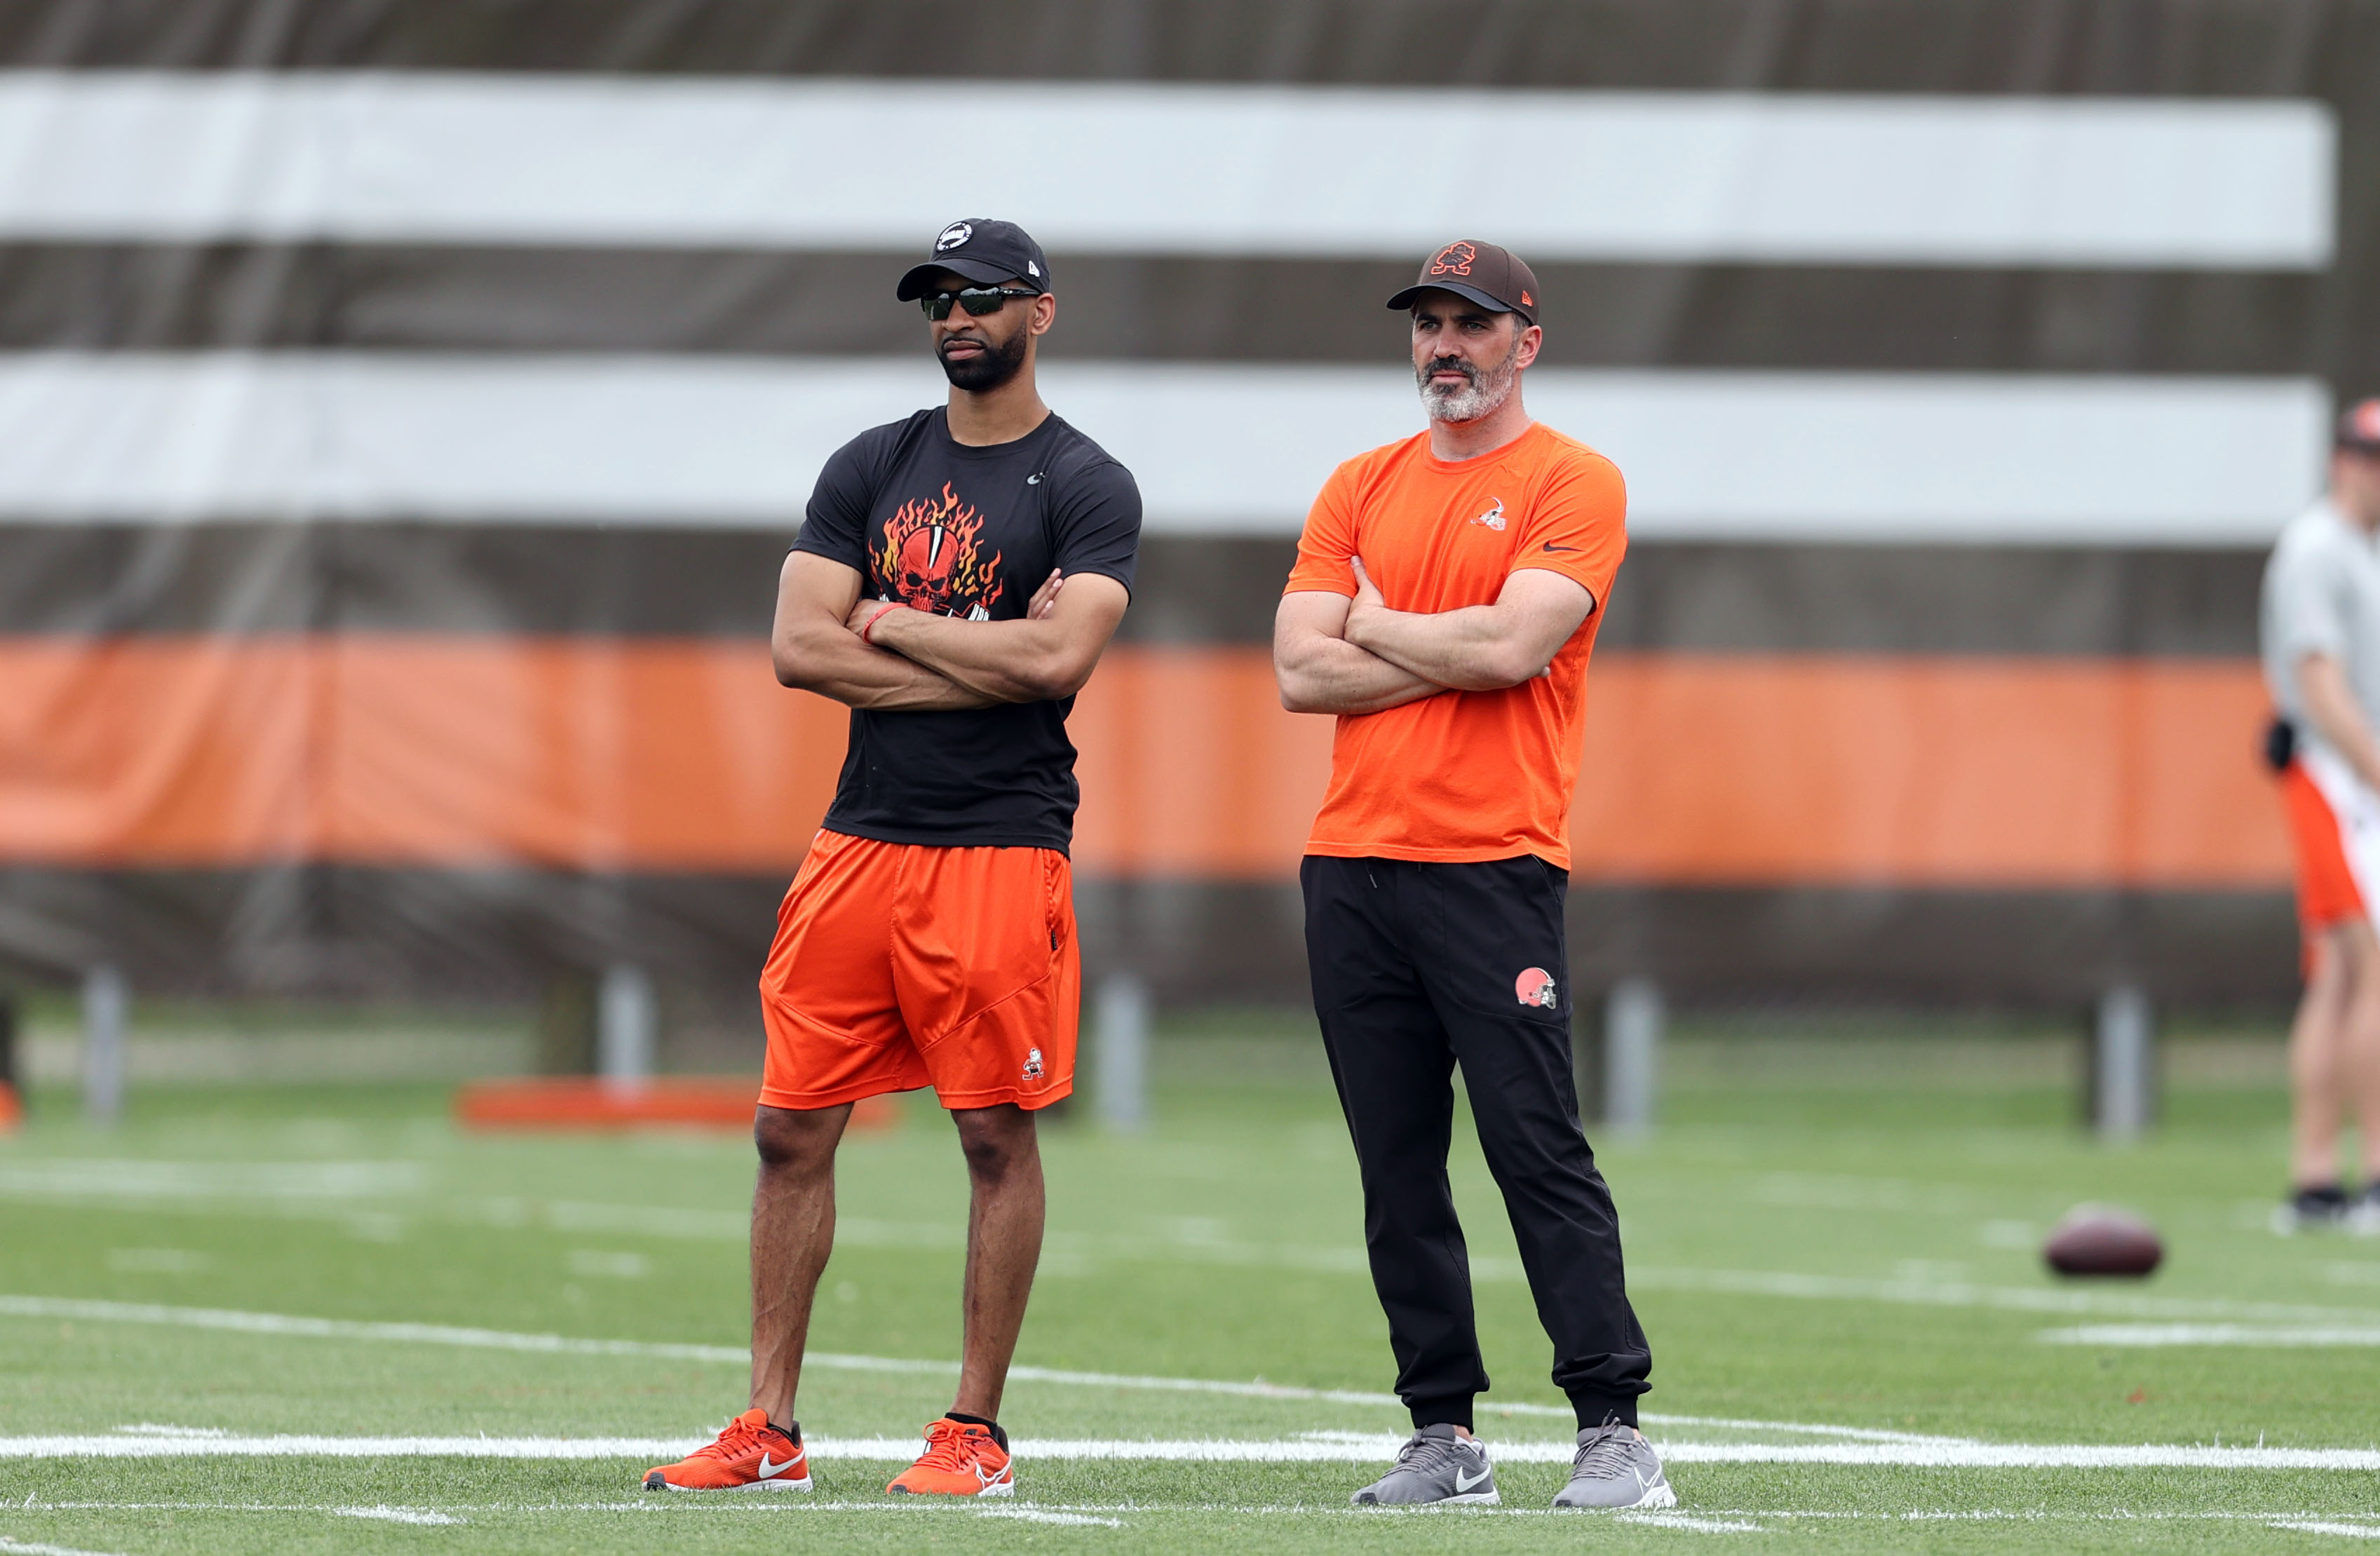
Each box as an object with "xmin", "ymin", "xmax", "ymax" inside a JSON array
[
  {"xmin": 755, "ymin": 1452, "xmax": 800, "ymax": 1477},
  {"xmin": 1541, "ymin": 543, "xmax": 1578, "ymax": 552},
  {"xmin": 1454, "ymin": 1466, "xmax": 1492, "ymax": 1493}
]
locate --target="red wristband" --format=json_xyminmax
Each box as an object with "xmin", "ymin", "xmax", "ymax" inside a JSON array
[{"xmin": 859, "ymin": 602, "xmax": 901, "ymax": 645}]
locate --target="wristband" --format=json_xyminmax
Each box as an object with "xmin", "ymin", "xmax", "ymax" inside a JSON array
[{"xmin": 859, "ymin": 602, "xmax": 902, "ymax": 646}]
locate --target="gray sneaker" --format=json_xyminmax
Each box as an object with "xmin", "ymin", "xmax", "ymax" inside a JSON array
[
  {"xmin": 1551, "ymin": 1421, "xmax": 1676, "ymax": 1510},
  {"xmin": 1351, "ymin": 1423, "xmax": 1500, "ymax": 1506}
]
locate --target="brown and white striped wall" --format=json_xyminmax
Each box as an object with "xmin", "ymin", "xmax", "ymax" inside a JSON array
[{"xmin": 5, "ymin": 0, "xmax": 2380, "ymax": 1013}]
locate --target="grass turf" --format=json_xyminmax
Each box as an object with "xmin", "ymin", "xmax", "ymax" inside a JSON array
[{"xmin": 1, "ymin": 1011, "xmax": 2376, "ymax": 1552}]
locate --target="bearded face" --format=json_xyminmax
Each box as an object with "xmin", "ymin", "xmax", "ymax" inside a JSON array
[
  {"xmin": 938, "ymin": 321, "xmax": 1030, "ymax": 392},
  {"xmin": 1417, "ymin": 328, "xmax": 1524, "ymax": 424}
]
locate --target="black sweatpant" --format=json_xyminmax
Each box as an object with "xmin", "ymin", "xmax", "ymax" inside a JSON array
[{"xmin": 1301, "ymin": 853, "xmax": 1651, "ymax": 1432}]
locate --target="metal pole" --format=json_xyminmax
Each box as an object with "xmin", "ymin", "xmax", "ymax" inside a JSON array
[
  {"xmin": 2094, "ymin": 984, "xmax": 2154, "ymax": 1143},
  {"xmin": 1095, "ymin": 972, "xmax": 1150, "ymax": 1132},
  {"xmin": 1604, "ymin": 977, "xmax": 1663, "ymax": 1137},
  {"xmin": 82, "ymin": 964, "xmax": 126, "ymax": 1125},
  {"xmin": 597, "ymin": 963, "xmax": 655, "ymax": 1092}
]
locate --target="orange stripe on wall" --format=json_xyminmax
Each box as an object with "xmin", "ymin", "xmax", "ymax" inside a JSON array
[
  {"xmin": 0, "ymin": 637, "xmax": 2290, "ymax": 887},
  {"xmin": 1573, "ymin": 655, "xmax": 2286, "ymax": 888}
]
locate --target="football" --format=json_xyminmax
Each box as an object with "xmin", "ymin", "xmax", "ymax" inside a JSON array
[{"xmin": 2041, "ymin": 1205, "xmax": 2164, "ymax": 1278}]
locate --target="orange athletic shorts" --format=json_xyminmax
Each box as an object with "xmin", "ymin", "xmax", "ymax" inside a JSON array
[
  {"xmin": 2281, "ymin": 758, "xmax": 2367, "ymax": 938},
  {"xmin": 758, "ymin": 830, "xmax": 1078, "ymax": 1113}
]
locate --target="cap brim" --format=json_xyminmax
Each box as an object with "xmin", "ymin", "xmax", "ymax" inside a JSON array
[
  {"xmin": 897, "ymin": 257, "xmax": 1038, "ymax": 301},
  {"xmin": 1386, "ymin": 280, "xmax": 1534, "ymax": 323}
]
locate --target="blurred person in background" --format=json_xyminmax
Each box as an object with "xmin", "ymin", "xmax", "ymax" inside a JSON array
[
  {"xmin": 1273, "ymin": 241, "xmax": 1671, "ymax": 1510},
  {"xmin": 644, "ymin": 219, "xmax": 1141, "ymax": 1496},
  {"xmin": 2263, "ymin": 398, "xmax": 2380, "ymax": 1236}
]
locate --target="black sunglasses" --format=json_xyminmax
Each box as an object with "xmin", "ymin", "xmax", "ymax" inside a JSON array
[{"xmin": 919, "ymin": 286, "xmax": 1039, "ymax": 321}]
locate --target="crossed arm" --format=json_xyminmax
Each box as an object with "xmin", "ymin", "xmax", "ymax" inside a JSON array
[
  {"xmin": 1273, "ymin": 559, "xmax": 1597, "ymax": 715},
  {"xmin": 770, "ymin": 550, "xmax": 1130, "ymax": 710}
]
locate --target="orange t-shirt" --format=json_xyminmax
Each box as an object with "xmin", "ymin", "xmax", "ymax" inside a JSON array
[{"xmin": 1283, "ymin": 421, "xmax": 1627, "ymax": 869}]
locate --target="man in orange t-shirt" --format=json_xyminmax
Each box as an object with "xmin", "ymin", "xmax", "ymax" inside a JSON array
[{"xmin": 1274, "ymin": 241, "xmax": 1665, "ymax": 1513}]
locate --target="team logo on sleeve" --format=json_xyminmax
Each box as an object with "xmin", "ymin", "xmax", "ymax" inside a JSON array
[
  {"xmin": 1469, "ymin": 497, "xmax": 1506, "ymax": 531},
  {"xmin": 878, "ymin": 483, "xmax": 1005, "ymax": 620},
  {"xmin": 1515, "ymin": 968, "xmax": 1557, "ymax": 1008}
]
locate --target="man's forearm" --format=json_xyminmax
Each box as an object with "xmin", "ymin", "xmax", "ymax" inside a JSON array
[
  {"xmin": 865, "ymin": 608, "xmax": 1088, "ymax": 703},
  {"xmin": 776, "ymin": 621, "xmax": 997, "ymax": 711},
  {"xmin": 1347, "ymin": 602, "xmax": 1540, "ymax": 691},
  {"xmin": 1278, "ymin": 634, "xmax": 1447, "ymax": 715},
  {"xmin": 2301, "ymin": 654, "xmax": 2380, "ymax": 790}
]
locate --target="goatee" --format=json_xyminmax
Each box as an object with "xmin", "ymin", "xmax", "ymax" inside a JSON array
[
  {"xmin": 1417, "ymin": 339, "xmax": 1520, "ymax": 424},
  {"xmin": 939, "ymin": 329, "xmax": 1030, "ymax": 392}
]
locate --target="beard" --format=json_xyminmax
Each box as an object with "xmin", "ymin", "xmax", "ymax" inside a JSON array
[
  {"xmin": 1417, "ymin": 337, "xmax": 1522, "ymax": 423},
  {"xmin": 938, "ymin": 326, "xmax": 1030, "ymax": 392}
]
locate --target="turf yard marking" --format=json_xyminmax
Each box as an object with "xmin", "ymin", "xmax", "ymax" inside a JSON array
[
  {"xmin": 0, "ymin": 1539, "xmax": 132, "ymax": 1556},
  {"xmin": 1618, "ymin": 1512, "xmax": 1766, "ymax": 1534},
  {"xmin": 6, "ymin": 1432, "xmax": 2380, "ymax": 1470},
  {"xmin": 976, "ymin": 1508, "xmax": 1126, "ymax": 1528},
  {"xmin": 332, "ymin": 1506, "xmax": 464, "ymax": 1525},
  {"xmin": 2, "ymin": 1294, "xmax": 1947, "ymax": 1439},
  {"xmin": 2040, "ymin": 1323, "xmax": 2380, "ymax": 1348},
  {"xmin": 0, "ymin": 1161, "xmax": 421, "ymax": 1202},
  {"xmin": 2273, "ymin": 1522, "xmax": 2380, "ymax": 1539},
  {"xmin": 1628, "ymin": 1265, "xmax": 2380, "ymax": 1326}
]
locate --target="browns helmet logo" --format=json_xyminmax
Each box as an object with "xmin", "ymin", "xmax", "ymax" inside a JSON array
[
  {"xmin": 1428, "ymin": 241, "xmax": 1478, "ymax": 277},
  {"xmin": 877, "ymin": 483, "xmax": 1004, "ymax": 619},
  {"xmin": 1515, "ymin": 967, "xmax": 1557, "ymax": 1008}
]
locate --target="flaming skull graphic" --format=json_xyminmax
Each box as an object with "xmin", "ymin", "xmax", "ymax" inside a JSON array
[{"xmin": 877, "ymin": 483, "xmax": 1004, "ymax": 619}]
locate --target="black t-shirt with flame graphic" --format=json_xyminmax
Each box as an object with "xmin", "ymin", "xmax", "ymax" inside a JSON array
[{"xmin": 792, "ymin": 407, "xmax": 1142, "ymax": 851}]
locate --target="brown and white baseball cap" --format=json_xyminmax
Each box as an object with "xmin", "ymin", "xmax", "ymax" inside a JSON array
[{"xmin": 1386, "ymin": 240, "xmax": 1541, "ymax": 326}]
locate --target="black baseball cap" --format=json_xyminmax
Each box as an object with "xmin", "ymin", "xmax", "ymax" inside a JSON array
[
  {"xmin": 895, "ymin": 218, "xmax": 1051, "ymax": 301},
  {"xmin": 1386, "ymin": 240, "xmax": 1540, "ymax": 327},
  {"xmin": 2339, "ymin": 398, "xmax": 2380, "ymax": 454}
]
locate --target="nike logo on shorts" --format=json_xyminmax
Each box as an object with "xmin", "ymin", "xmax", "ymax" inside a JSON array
[{"xmin": 1541, "ymin": 542, "xmax": 1578, "ymax": 552}]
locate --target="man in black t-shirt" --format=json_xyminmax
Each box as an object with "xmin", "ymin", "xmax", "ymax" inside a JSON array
[{"xmin": 644, "ymin": 219, "xmax": 1140, "ymax": 1500}]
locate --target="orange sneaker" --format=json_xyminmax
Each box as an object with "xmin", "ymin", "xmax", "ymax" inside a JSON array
[
  {"xmin": 642, "ymin": 1408, "xmax": 811, "ymax": 1491},
  {"xmin": 886, "ymin": 1416, "xmax": 1014, "ymax": 1497}
]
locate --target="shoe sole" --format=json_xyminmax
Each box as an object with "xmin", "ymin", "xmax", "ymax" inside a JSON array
[
  {"xmin": 1352, "ymin": 1490, "xmax": 1502, "ymax": 1508},
  {"xmin": 642, "ymin": 1473, "xmax": 813, "ymax": 1492},
  {"xmin": 888, "ymin": 1481, "xmax": 1015, "ymax": 1498},
  {"xmin": 1552, "ymin": 1477, "xmax": 1677, "ymax": 1511}
]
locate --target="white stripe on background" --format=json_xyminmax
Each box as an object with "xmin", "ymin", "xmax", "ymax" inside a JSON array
[
  {"xmin": 0, "ymin": 72, "xmax": 2332, "ymax": 267},
  {"xmin": 2040, "ymin": 1324, "xmax": 2380, "ymax": 1347},
  {"xmin": 3, "ymin": 1430, "xmax": 2376, "ymax": 1470},
  {"xmin": 0, "ymin": 353, "xmax": 2326, "ymax": 543}
]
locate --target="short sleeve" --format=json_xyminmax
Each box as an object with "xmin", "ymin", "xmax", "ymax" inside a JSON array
[
  {"xmin": 790, "ymin": 433, "xmax": 884, "ymax": 572},
  {"xmin": 2272, "ymin": 534, "xmax": 2351, "ymax": 665},
  {"xmin": 1510, "ymin": 451, "xmax": 1627, "ymax": 614},
  {"xmin": 1050, "ymin": 457, "xmax": 1143, "ymax": 595},
  {"xmin": 1284, "ymin": 461, "xmax": 1363, "ymax": 597}
]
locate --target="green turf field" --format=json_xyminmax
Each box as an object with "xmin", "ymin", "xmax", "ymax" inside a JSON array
[{"xmin": 1, "ymin": 1010, "xmax": 2376, "ymax": 1553}]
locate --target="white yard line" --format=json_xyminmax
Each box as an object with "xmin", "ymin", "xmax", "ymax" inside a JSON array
[
  {"xmin": 5, "ymin": 1431, "xmax": 2379, "ymax": 1470},
  {"xmin": 0, "ymin": 1539, "xmax": 134, "ymax": 1556},
  {"xmin": 1620, "ymin": 1512, "xmax": 1766, "ymax": 1533},
  {"xmin": 332, "ymin": 1506, "xmax": 464, "ymax": 1525},
  {"xmin": 1628, "ymin": 1266, "xmax": 2380, "ymax": 1327},
  {"xmin": 2041, "ymin": 1325, "xmax": 2380, "ymax": 1348},
  {"xmin": 975, "ymin": 1508, "xmax": 1126, "ymax": 1527},
  {"xmin": 2274, "ymin": 1523, "xmax": 2380, "ymax": 1539},
  {"xmin": 0, "ymin": 1294, "xmax": 1963, "ymax": 1441}
]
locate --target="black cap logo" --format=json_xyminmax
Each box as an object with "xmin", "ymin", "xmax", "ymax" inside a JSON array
[{"xmin": 935, "ymin": 222, "xmax": 973, "ymax": 252}]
